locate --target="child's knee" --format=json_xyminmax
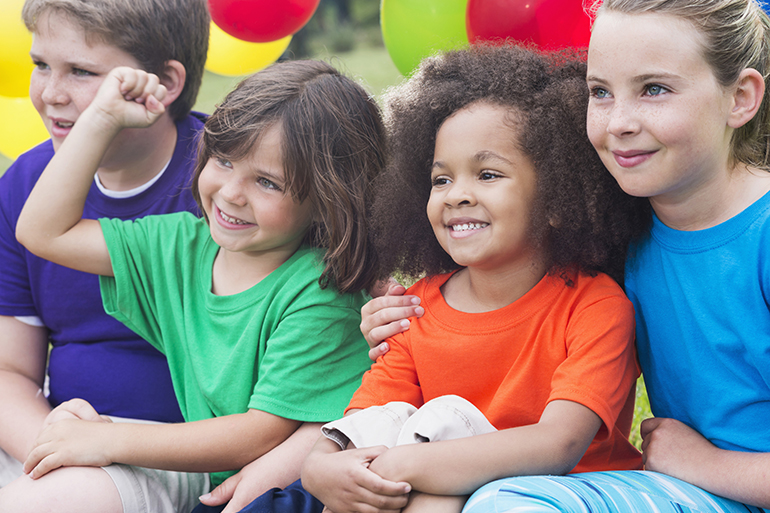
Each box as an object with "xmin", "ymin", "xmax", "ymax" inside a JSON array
[{"xmin": 0, "ymin": 467, "xmax": 122, "ymax": 513}]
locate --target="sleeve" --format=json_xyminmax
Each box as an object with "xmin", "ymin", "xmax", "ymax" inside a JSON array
[
  {"xmin": 0, "ymin": 166, "xmax": 37, "ymax": 317},
  {"xmin": 249, "ymin": 293, "xmax": 375, "ymax": 422},
  {"xmin": 98, "ymin": 216, "xmax": 166, "ymax": 352},
  {"xmin": 345, "ymin": 329, "xmax": 424, "ymax": 412},
  {"xmin": 548, "ymin": 289, "xmax": 638, "ymax": 440}
]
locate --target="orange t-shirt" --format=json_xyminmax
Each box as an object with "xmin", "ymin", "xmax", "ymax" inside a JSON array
[{"xmin": 348, "ymin": 271, "xmax": 642, "ymax": 472}]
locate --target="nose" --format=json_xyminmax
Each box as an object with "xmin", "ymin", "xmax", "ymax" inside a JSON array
[
  {"xmin": 40, "ymin": 73, "xmax": 69, "ymax": 106},
  {"xmin": 218, "ymin": 174, "xmax": 247, "ymax": 207},
  {"xmin": 606, "ymin": 99, "xmax": 641, "ymax": 137},
  {"xmin": 444, "ymin": 175, "xmax": 476, "ymax": 208}
]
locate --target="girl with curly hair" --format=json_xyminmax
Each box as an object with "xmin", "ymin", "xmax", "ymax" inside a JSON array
[{"xmin": 298, "ymin": 44, "xmax": 648, "ymax": 513}]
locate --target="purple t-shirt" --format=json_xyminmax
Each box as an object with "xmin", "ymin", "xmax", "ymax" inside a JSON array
[{"xmin": 0, "ymin": 112, "xmax": 205, "ymax": 422}]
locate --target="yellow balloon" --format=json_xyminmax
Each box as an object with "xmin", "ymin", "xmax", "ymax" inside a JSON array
[
  {"xmin": 206, "ymin": 22, "xmax": 292, "ymax": 77},
  {"xmin": 0, "ymin": 0, "xmax": 34, "ymax": 97},
  {"xmin": 0, "ymin": 96, "xmax": 48, "ymax": 159}
]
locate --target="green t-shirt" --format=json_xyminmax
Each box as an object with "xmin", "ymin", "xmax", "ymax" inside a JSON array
[{"xmin": 99, "ymin": 212, "xmax": 372, "ymax": 486}]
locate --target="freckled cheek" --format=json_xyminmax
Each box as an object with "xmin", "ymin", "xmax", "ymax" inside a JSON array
[
  {"xmin": 585, "ymin": 109, "xmax": 607, "ymax": 148},
  {"xmin": 28, "ymin": 79, "xmax": 46, "ymax": 114}
]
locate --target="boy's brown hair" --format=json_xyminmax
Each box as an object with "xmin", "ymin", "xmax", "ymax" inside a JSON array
[
  {"xmin": 372, "ymin": 44, "xmax": 650, "ymax": 286},
  {"xmin": 192, "ymin": 60, "xmax": 387, "ymax": 293},
  {"xmin": 22, "ymin": 0, "xmax": 210, "ymax": 120}
]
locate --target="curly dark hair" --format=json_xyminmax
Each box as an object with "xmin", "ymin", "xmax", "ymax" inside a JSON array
[{"xmin": 371, "ymin": 43, "xmax": 650, "ymax": 286}]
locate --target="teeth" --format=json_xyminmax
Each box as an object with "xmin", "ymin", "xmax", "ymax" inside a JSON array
[
  {"xmin": 451, "ymin": 222, "xmax": 488, "ymax": 232},
  {"xmin": 55, "ymin": 121, "xmax": 74, "ymax": 128},
  {"xmin": 220, "ymin": 210, "xmax": 248, "ymax": 225}
]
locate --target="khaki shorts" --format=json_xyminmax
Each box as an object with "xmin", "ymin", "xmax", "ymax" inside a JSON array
[
  {"xmin": 0, "ymin": 417, "xmax": 210, "ymax": 513},
  {"xmin": 0, "ymin": 447, "xmax": 23, "ymax": 488},
  {"xmin": 322, "ymin": 395, "xmax": 497, "ymax": 450}
]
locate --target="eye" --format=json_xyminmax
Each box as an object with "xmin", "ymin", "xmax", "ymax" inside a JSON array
[
  {"xmin": 257, "ymin": 177, "xmax": 282, "ymax": 191},
  {"xmin": 215, "ymin": 156, "xmax": 233, "ymax": 169},
  {"xmin": 590, "ymin": 86, "xmax": 611, "ymax": 99},
  {"xmin": 72, "ymin": 67, "xmax": 96, "ymax": 77},
  {"xmin": 644, "ymin": 84, "xmax": 668, "ymax": 96},
  {"xmin": 479, "ymin": 171, "xmax": 500, "ymax": 181},
  {"xmin": 32, "ymin": 60, "xmax": 49, "ymax": 71},
  {"xmin": 431, "ymin": 175, "xmax": 450, "ymax": 187}
]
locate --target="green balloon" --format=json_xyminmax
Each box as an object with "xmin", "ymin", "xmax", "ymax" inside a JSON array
[{"xmin": 381, "ymin": 0, "xmax": 470, "ymax": 77}]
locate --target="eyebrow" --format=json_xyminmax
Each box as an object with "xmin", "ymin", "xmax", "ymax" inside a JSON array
[
  {"xmin": 432, "ymin": 150, "xmax": 513, "ymax": 170},
  {"xmin": 474, "ymin": 150, "xmax": 513, "ymax": 165},
  {"xmin": 253, "ymin": 168, "xmax": 286, "ymax": 184},
  {"xmin": 29, "ymin": 51, "xmax": 98, "ymax": 70},
  {"xmin": 586, "ymin": 71, "xmax": 682, "ymax": 84}
]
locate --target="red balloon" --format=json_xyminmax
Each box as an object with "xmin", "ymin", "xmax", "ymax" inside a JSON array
[
  {"xmin": 209, "ymin": 0, "xmax": 321, "ymax": 43},
  {"xmin": 467, "ymin": 0, "xmax": 591, "ymax": 49}
]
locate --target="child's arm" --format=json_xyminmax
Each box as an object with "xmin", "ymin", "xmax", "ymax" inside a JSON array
[
  {"xmin": 301, "ymin": 431, "xmax": 411, "ymax": 513},
  {"xmin": 199, "ymin": 422, "xmax": 324, "ymax": 513},
  {"xmin": 366, "ymin": 399, "xmax": 602, "ymax": 496},
  {"xmin": 15, "ymin": 67, "xmax": 168, "ymax": 277},
  {"xmin": 22, "ymin": 406, "xmax": 300, "ymax": 479},
  {"xmin": 641, "ymin": 417, "xmax": 770, "ymax": 508}
]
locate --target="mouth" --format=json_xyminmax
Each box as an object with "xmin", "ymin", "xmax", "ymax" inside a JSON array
[
  {"xmin": 611, "ymin": 149, "xmax": 656, "ymax": 168},
  {"xmin": 450, "ymin": 222, "xmax": 489, "ymax": 232},
  {"xmin": 215, "ymin": 205, "xmax": 253, "ymax": 227},
  {"xmin": 53, "ymin": 120, "xmax": 74, "ymax": 129}
]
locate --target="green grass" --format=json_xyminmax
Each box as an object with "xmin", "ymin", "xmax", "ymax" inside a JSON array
[
  {"xmin": 193, "ymin": 45, "xmax": 403, "ymax": 116},
  {"xmin": 631, "ymin": 377, "xmax": 652, "ymax": 450}
]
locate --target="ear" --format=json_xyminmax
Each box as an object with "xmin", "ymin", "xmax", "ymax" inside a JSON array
[
  {"xmin": 727, "ymin": 68, "xmax": 765, "ymax": 129},
  {"xmin": 157, "ymin": 59, "xmax": 187, "ymax": 107}
]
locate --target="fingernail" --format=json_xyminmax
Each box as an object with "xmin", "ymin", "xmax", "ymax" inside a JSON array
[
  {"xmin": 399, "ymin": 320, "xmax": 410, "ymax": 329},
  {"xmin": 410, "ymin": 297, "xmax": 421, "ymax": 305},
  {"xmin": 199, "ymin": 493, "xmax": 211, "ymax": 501},
  {"xmin": 414, "ymin": 306, "xmax": 425, "ymax": 316}
]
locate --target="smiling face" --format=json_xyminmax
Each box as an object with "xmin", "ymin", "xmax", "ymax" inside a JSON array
[
  {"xmin": 586, "ymin": 11, "xmax": 736, "ymax": 205},
  {"xmin": 29, "ymin": 11, "xmax": 145, "ymax": 153},
  {"xmin": 197, "ymin": 123, "xmax": 314, "ymax": 259},
  {"xmin": 427, "ymin": 103, "xmax": 541, "ymax": 273}
]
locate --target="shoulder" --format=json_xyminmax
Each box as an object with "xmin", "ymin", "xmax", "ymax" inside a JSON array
[
  {"xmin": 276, "ymin": 247, "xmax": 369, "ymax": 310},
  {"xmin": 0, "ymin": 141, "xmax": 55, "ymax": 217},
  {"xmin": 101, "ymin": 212, "xmax": 205, "ymax": 240},
  {"xmin": 404, "ymin": 272, "xmax": 452, "ymax": 296},
  {"xmin": 560, "ymin": 271, "xmax": 634, "ymax": 315}
]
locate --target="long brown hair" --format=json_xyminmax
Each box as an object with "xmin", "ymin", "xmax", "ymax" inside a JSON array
[{"xmin": 192, "ymin": 60, "xmax": 387, "ymax": 293}]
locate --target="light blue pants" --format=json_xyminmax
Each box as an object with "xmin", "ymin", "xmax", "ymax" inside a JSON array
[{"xmin": 463, "ymin": 471, "xmax": 765, "ymax": 513}]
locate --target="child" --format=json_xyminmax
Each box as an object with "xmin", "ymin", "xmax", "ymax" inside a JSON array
[
  {"xmin": 0, "ymin": 0, "xmax": 209, "ymax": 497},
  {"xmin": 10, "ymin": 60, "xmax": 385, "ymax": 513},
  {"xmin": 298, "ymin": 44, "xmax": 648, "ymax": 513},
  {"xmin": 460, "ymin": 0, "xmax": 770, "ymax": 511}
]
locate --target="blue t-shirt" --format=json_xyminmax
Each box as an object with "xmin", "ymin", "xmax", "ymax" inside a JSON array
[
  {"xmin": 626, "ymin": 189, "xmax": 770, "ymax": 453},
  {"xmin": 0, "ymin": 112, "xmax": 205, "ymax": 423}
]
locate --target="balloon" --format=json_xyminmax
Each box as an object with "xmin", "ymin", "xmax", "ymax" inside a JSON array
[
  {"xmin": 209, "ymin": 0, "xmax": 320, "ymax": 43},
  {"xmin": 0, "ymin": 96, "xmax": 49, "ymax": 159},
  {"xmin": 381, "ymin": 0, "xmax": 469, "ymax": 77},
  {"xmin": 467, "ymin": 0, "xmax": 591, "ymax": 50},
  {"xmin": 206, "ymin": 23, "xmax": 291, "ymax": 77},
  {"xmin": 0, "ymin": 0, "xmax": 34, "ymax": 97}
]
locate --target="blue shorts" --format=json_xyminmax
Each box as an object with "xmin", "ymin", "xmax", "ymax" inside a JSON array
[
  {"xmin": 190, "ymin": 479, "xmax": 322, "ymax": 513},
  {"xmin": 463, "ymin": 471, "xmax": 765, "ymax": 513}
]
